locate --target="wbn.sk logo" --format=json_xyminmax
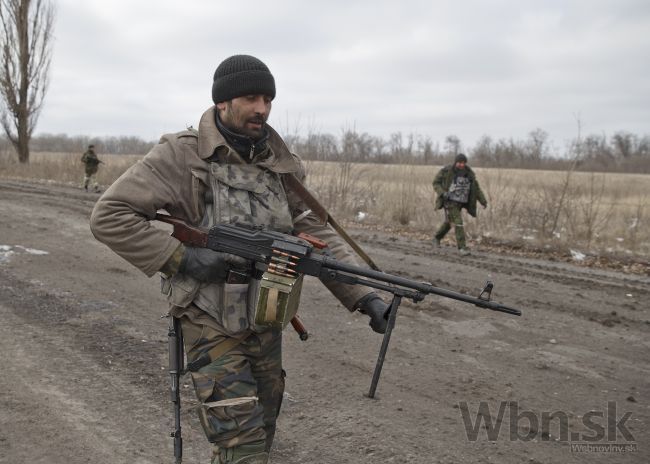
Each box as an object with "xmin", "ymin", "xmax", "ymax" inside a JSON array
[{"xmin": 458, "ymin": 401, "xmax": 637, "ymax": 453}]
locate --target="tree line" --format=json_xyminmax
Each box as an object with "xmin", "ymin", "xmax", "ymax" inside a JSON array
[
  {"xmin": 1, "ymin": 128, "xmax": 649, "ymax": 174},
  {"xmin": 285, "ymin": 128, "xmax": 650, "ymax": 174}
]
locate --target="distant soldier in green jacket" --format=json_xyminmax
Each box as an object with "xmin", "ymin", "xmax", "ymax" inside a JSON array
[
  {"xmin": 432, "ymin": 153, "xmax": 487, "ymax": 255},
  {"xmin": 81, "ymin": 144, "xmax": 101, "ymax": 192}
]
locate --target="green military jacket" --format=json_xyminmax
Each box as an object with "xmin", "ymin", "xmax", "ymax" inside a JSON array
[
  {"xmin": 432, "ymin": 165, "xmax": 487, "ymax": 217},
  {"xmin": 81, "ymin": 149, "xmax": 100, "ymax": 174}
]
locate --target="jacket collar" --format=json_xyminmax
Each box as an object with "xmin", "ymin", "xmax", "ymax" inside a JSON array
[{"xmin": 197, "ymin": 106, "xmax": 300, "ymax": 174}]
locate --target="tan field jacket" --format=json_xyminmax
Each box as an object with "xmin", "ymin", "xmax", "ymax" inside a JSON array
[{"xmin": 90, "ymin": 107, "xmax": 373, "ymax": 322}]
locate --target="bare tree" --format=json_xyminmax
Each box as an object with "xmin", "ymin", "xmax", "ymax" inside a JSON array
[
  {"xmin": 444, "ymin": 134, "xmax": 462, "ymax": 157},
  {"xmin": 526, "ymin": 128, "xmax": 549, "ymax": 167},
  {"xmin": 0, "ymin": 0, "xmax": 54, "ymax": 163}
]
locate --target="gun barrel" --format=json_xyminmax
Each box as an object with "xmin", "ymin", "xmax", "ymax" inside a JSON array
[
  {"xmin": 154, "ymin": 213, "xmax": 523, "ymax": 317},
  {"xmin": 320, "ymin": 257, "xmax": 522, "ymax": 316}
]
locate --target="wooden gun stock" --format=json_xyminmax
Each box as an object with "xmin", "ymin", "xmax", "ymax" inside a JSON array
[{"xmin": 156, "ymin": 213, "xmax": 208, "ymax": 247}]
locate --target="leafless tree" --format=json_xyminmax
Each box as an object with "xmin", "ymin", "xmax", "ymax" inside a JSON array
[
  {"xmin": 444, "ymin": 134, "xmax": 462, "ymax": 157},
  {"xmin": 526, "ymin": 128, "xmax": 549, "ymax": 167},
  {"xmin": 0, "ymin": 0, "xmax": 54, "ymax": 163}
]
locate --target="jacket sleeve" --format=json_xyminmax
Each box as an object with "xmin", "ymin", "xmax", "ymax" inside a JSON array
[
  {"xmin": 283, "ymin": 157, "xmax": 376, "ymax": 311},
  {"xmin": 432, "ymin": 167, "xmax": 447, "ymax": 195},
  {"xmin": 89, "ymin": 138, "xmax": 191, "ymax": 277},
  {"xmin": 474, "ymin": 177, "xmax": 487, "ymax": 206}
]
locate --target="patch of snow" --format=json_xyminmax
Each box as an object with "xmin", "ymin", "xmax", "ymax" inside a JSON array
[
  {"xmin": 15, "ymin": 245, "xmax": 49, "ymax": 255},
  {"xmin": 355, "ymin": 211, "xmax": 367, "ymax": 222},
  {"xmin": 0, "ymin": 249, "xmax": 15, "ymax": 264},
  {"xmin": 570, "ymin": 249, "xmax": 586, "ymax": 261},
  {"xmin": 616, "ymin": 237, "xmax": 625, "ymax": 243},
  {"xmin": 0, "ymin": 244, "xmax": 49, "ymax": 263}
]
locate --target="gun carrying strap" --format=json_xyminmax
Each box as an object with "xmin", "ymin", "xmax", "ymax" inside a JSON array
[
  {"xmin": 284, "ymin": 173, "xmax": 382, "ymax": 272},
  {"xmin": 185, "ymin": 331, "xmax": 250, "ymax": 372}
]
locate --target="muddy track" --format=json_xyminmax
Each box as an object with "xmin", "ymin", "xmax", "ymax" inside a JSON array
[{"xmin": 359, "ymin": 233, "xmax": 649, "ymax": 292}]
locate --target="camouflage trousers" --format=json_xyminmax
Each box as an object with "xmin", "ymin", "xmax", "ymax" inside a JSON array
[
  {"xmin": 179, "ymin": 316, "xmax": 285, "ymax": 457},
  {"xmin": 82, "ymin": 171, "xmax": 98, "ymax": 190},
  {"xmin": 434, "ymin": 202, "xmax": 466, "ymax": 249}
]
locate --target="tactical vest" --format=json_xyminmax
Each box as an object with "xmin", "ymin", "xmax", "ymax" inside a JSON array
[
  {"xmin": 194, "ymin": 162, "xmax": 293, "ymax": 335},
  {"xmin": 163, "ymin": 151, "xmax": 303, "ymax": 335}
]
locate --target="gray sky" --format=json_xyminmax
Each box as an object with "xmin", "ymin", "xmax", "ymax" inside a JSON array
[{"xmin": 38, "ymin": 0, "xmax": 650, "ymax": 151}]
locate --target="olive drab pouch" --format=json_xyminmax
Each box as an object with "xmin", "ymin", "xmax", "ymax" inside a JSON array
[
  {"xmin": 160, "ymin": 272, "xmax": 201, "ymax": 308},
  {"xmin": 250, "ymin": 272, "xmax": 304, "ymax": 330}
]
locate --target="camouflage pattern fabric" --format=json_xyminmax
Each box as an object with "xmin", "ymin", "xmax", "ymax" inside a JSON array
[
  {"xmin": 208, "ymin": 161, "xmax": 294, "ymax": 233},
  {"xmin": 434, "ymin": 202, "xmax": 466, "ymax": 249},
  {"xmin": 180, "ymin": 316, "xmax": 285, "ymax": 454},
  {"xmin": 213, "ymin": 441, "xmax": 269, "ymax": 463},
  {"xmin": 192, "ymin": 158, "xmax": 295, "ymax": 334},
  {"xmin": 81, "ymin": 150, "xmax": 100, "ymax": 175},
  {"xmin": 82, "ymin": 172, "xmax": 99, "ymax": 191}
]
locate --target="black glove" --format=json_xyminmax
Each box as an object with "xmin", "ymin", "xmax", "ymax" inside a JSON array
[
  {"xmin": 355, "ymin": 293, "xmax": 390, "ymax": 334},
  {"xmin": 179, "ymin": 246, "xmax": 250, "ymax": 283}
]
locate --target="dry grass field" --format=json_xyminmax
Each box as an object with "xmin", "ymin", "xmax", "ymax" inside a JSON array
[
  {"xmin": 306, "ymin": 161, "xmax": 650, "ymax": 256},
  {"xmin": 1, "ymin": 151, "xmax": 648, "ymax": 256}
]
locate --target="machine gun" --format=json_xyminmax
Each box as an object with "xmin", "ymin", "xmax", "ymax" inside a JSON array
[{"xmin": 156, "ymin": 213, "xmax": 521, "ymax": 393}]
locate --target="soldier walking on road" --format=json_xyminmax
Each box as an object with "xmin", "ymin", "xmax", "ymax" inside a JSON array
[
  {"xmin": 90, "ymin": 54, "xmax": 389, "ymax": 464},
  {"xmin": 81, "ymin": 144, "xmax": 101, "ymax": 192},
  {"xmin": 432, "ymin": 153, "xmax": 487, "ymax": 255}
]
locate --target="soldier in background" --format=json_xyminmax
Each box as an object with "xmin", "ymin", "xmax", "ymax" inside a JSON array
[
  {"xmin": 90, "ymin": 54, "xmax": 389, "ymax": 464},
  {"xmin": 80, "ymin": 144, "xmax": 101, "ymax": 192},
  {"xmin": 432, "ymin": 153, "xmax": 487, "ymax": 255}
]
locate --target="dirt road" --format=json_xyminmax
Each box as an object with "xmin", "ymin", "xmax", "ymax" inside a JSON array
[{"xmin": 0, "ymin": 178, "xmax": 647, "ymax": 464}]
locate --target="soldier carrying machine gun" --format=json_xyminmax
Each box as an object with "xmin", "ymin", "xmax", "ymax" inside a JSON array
[{"xmin": 159, "ymin": 211, "xmax": 522, "ymax": 459}]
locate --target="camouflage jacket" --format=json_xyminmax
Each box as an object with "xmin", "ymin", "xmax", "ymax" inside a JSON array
[
  {"xmin": 81, "ymin": 150, "xmax": 100, "ymax": 164},
  {"xmin": 90, "ymin": 106, "xmax": 373, "ymax": 316},
  {"xmin": 432, "ymin": 165, "xmax": 487, "ymax": 217},
  {"xmin": 81, "ymin": 150, "xmax": 100, "ymax": 173}
]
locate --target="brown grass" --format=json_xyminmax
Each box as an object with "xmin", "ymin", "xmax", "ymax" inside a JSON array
[
  {"xmin": 0, "ymin": 151, "xmax": 142, "ymax": 187},
  {"xmin": 1, "ymin": 152, "xmax": 648, "ymax": 256},
  {"xmin": 305, "ymin": 161, "xmax": 650, "ymax": 256}
]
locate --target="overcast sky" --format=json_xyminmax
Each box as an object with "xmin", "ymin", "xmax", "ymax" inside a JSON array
[{"xmin": 38, "ymin": 0, "xmax": 649, "ymax": 151}]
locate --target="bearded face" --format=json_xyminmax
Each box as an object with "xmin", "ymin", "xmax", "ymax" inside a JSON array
[{"xmin": 218, "ymin": 95, "xmax": 272, "ymax": 140}]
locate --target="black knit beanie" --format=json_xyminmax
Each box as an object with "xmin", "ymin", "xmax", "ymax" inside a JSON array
[
  {"xmin": 455, "ymin": 153, "xmax": 468, "ymax": 163},
  {"xmin": 212, "ymin": 55, "xmax": 276, "ymax": 104}
]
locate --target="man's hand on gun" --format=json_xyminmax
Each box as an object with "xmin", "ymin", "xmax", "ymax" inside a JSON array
[
  {"xmin": 355, "ymin": 293, "xmax": 390, "ymax": 334},
  {"xmin": 179, "ymin": 245, "xmax": 251, "ymax": 282}
]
